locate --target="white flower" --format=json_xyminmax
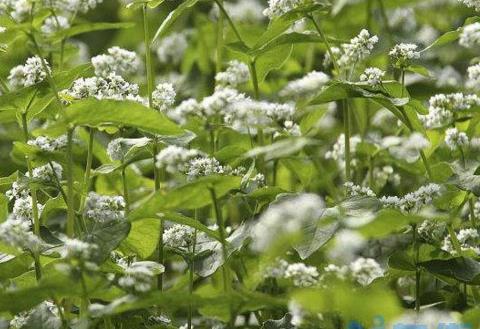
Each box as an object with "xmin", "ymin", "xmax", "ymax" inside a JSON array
[
  {"xmin": 460, "ymin": 22, "xmax": 480, "ymax": 48},
  {"xmin": 156, "ymin": 32, "xmax": 188, "ymax": 65},
  {"xmin": 284, "ymin": 263, "xmax": 319, "ymax": 287},
  {"xmin": 279, "ymin": 71, "xmax": 330, "ymax": 98},
  {"xmin": 152, "ymin": 83, "xmax": 176, "ymax": 111},
  {"xmin": 388, "ymin": 133, "xmax": 431, "ymax": 163},
  {"xmin": 210, "ymin": 0, "xmax": 265, "ymax": 23},
  {"xmin": 251, "ymin": 193, "xmax": 325, "ymax": 251},
  {"xmin": 8, "ymin": 56, "xmax": 51, "ymax": 88},
  {"xmin": 418, "ymin": 220, "xmax": 446, "ymax": 243},
  {"xmin": 167, "ymin": 98, "xmax": 201, "ymax": 125},
  {"xmin": 156, "ymin": 145, "xmax": 204, "ymax": 175},
  {"xmin": 91, "ymin": 47, "xmax": 140, "ymax": 77},
  {"xmin": 445, "ymin": 127, "xmax": 469, "ymax": 150},
  {"xmin": 63, "ymin": 238, "xmax": 98, "ymax": 261},
  {"xmin": 263, "ymin": 258, "xmax": 289, "ymax": 279},
  {"xmin": 467, "ymin": 63, "xmax": 480, "ymax": 89},
  {"xmin": 327, "ymin": 230, "xmax": 366, "ymax": 264},
  {"xmin": 163, "ymin": 224, "xmax": 196, "ymax": 250},
  {"xmin": 344, "ymin": 182, "xmax": 376, "ymax": 197},
  {"xmin": 380, "ymin": 183, "xmax": 442, "ymax": 213},
  {"xmin": 107, "ymin": 137, "xmax": 151, "ymax": 162},
  {"xmin": 215, "ymin": 60, "xmax": 250, "ymax": 87},
  {"xmin": 31, "ymin": 162, "xmax": 63, "ymax": 182},
  {"xmin": 84, "ymin": 192, "xmax": 125, "ymax": 222},
  {"xmin": 288, "ymin": 301, "xmax": 305, "ymax": 327},
  {"xmin": 360, "ymin": 67, "xmax": 385, "ymax": 87},
  {"xmin": 458, "ymin": 0, "xmax": 480, "ymax": 11},
  {"xmin": 442, "ymin": 228, "xmax": 480, "ymax": 255},
  {"xmin": 263, "ymin": 0, "xmax": 319, "ymax": 19},
  {"xmin": 27, "ymin": 135, "xmax": 68, "ymax": 152},
  {"xmin": 389, "ymin": 43, "xmax": 420, "ymax": 67},
  {"xmin": 118, "ymin": 261, "xmax": 164, "ymax": 293},
  {"xmin": 325, "ymin": 134, "xmax": 362, "ymax": 168},
  {"xmin": 349, "ymin": 257, "xmax": 384, "ymax": 286},
  {"xmin": 41, "ymin": 15, "xmax": 70, "ymax": 35},
  {"xmin": 0, "ymin": 217, "xmax": 43, "ymax": 252},
  {"xmin": 338, "ymin": 29, "xmax": 378, "ymax": 67},
  {"xmin": 12, "ymin": 195, "xmax": 44, "ymax": 222},
  {"xmin": 185, "ymin": 156, "xmax": 231, "ymax": 179}
]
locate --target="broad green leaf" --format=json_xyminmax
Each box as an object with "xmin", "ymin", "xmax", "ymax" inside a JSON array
[
  {"xmin": 420, "ymin": 257, "xmax": 480, "ymax": 284},
  {"xmin": 245, "ymin": 137, "xmax": 315, "ymax": 161},
  {"xmin": 151, "ymin": 0, "xmax": 200, "ymax": 43},
  {"xmin": 50, "ymin": 22, "xmax": 134, "ymax": 43},
  {"xmin": 63, "ymin": 99, "xmax": 183, "ymax": 136},
  {"xmin": 128, "ymin": 175, "xmax": 242, "ymax": 221},
  {"xmin": 82, "ymin": 220, "xmax": 131, "ymax": 262},
  {"xmin": 120, "ymin": 218, "xmax": 161, "ymax": 258},
  {"xmin": 255, "ymin": 44, "xmax": 293, "ymax": 83},
  {"xmin": 358, "ymin": 209, "xmax": 423, "ymax": 238}
]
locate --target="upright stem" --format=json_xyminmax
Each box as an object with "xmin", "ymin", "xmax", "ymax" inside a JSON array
[
  {"xmin": 216, "ymin": 0, "xmax": 224, "ymax": 74},
  {"xmin": 213, "ymin": 0, "xmax": 244, "ymax": 44},
  {"xmin": 412, "ymin": 224, "xmax": 421, "ymax": 313},
  {"xmin": 188, "ymin": 217, "xmax": 197, "ymax": 329},
  {"xmin": 469, "ymin": 197, "xmax": 477, "ymax": 229},
  {"xmin": 21, "ymin": 113, "xmax": 42, "ymax": 280},
  {"xmin": 248, "ymin": 60, "xmax": 259, "ymax": 100},
  {"xmin": 79, "ymin": 128, "xmax": 94, "ymax": 213},
  {"xmin": 209, "ymin": 188, "xmax": 229, "ymax": 292},
  {"xmin": 343, "ymin": 100, "xmax": 351, "ymax": 181},
  {"xmin": 309, "ymin": 15, "xmax": 340, "ymax": 74},
  {"xmin": 66, "ymin": 129, "xmax": 75, "ymax": 237},
  {"xmin": 121, "ymin": 166, "xmax": 130, "ymax": 214}
]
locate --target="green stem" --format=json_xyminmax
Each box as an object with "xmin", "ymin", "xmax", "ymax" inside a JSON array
[
  {"xmin": 343, "ymin": 100, "xmax": 351, "ymax": 181},
  {"xmin": 79, "ymin": 128, "xmax": 94, "ymax": 213},
  {"xmin": 377, "ymin": 0, "xmax": 394, "ymax": 46},
  {"xmin": 248, "ymin": 60, "xmax": 259, "ymax": 100},
  {"xmin": 412, "ymin": 224, "xmax": 421, "ymax": 313},
  {"xmin": 213, "ymin": 0, "xmax": 244, "ymax": 44},
  {"xmin": 21, "ymin": 113, "xmax": 42, "ymax": 281},
  {"xmin": 121, "ymin": 166, "xmax": 130, "ymax": 214},
  {"xmin": 216, "ymin": 0, "xmax": 224, "ymax": 74},
  {"xmin": 308, "ymin": 15, "xmax": 340, "ymax": 74},
  {"xmin": 188, "ymin": 224, "xmax": 197, "ymax": 329},
  {"xmin": 66, "ymin": 129, "xmax": 75, "ymax": 237},
  {"xmin": 469, "ymin": 197, "xmax": 477, "ymax": 229}
]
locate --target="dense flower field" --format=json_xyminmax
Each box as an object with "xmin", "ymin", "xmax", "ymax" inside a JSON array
[{"xmin": 3, "ymin": 0, "xmax": 480, "ymax": 328}]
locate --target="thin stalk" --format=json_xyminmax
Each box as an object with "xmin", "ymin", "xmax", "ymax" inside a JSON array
[
  {"xmin": 248, "ymin": 60, "xmax": 260, "ymax": 100},
  {"xmin": 213, "ymin": 0, "xmax": 244, "ymax": 44},
  {"xmin": 413, "ymin": 224, "xmax": 421, "ymax": 313},
  {"xmin": 79, "ymin": 273, "xmax": 89, "ymax": 317},
  {"xmin": 66, "ymin": 129, "xmax": 75, "ymax": 237},
  {"xmin": 343, "ymin": 100, "xmax": 351, "ymax": 181},
  {"xmin": 188, "ymin": 222, "xmax": 197, "ymax": 329},
  {"xmin": 121, "ymin": 166, "xmax": 130, "ymax": 214},
  {"xmin": 216, "ymin": 0, "xmax": 224, "ymax": 74},
  {"xmin": 21, "ymin": 113, "xmax": 42, "ymax": 280},
  {"xmin": 79, "ymin": 128, "xmax": 94, "ymax": 213},
  {"xmin": 377, "ymin": 0, "xmax": 394, "ymax": 46},
  {"xmin": 470, "ymin": 197, "xmax": 477, "ymax": 229},
  {"xmin": 308, "ymin": 15, "xmax": 340, "ymax": 74}
]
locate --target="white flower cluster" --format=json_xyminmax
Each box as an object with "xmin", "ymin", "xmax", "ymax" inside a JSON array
[
  {"xmin": 325, "ymin": 134, "xmax": 361, "ymax": 168},
  {"xmin": 31, "ymin": 162, "xmax": 63, "ymax": 182},
  {"xmin": 442, "ymin": 228, "xmax": 480, "ymax": 255},
  {"xmin": 373, "ymin": 166, "xmax": 401, "ymax": 187},
  {"xmin": 41, "ymin": 16, "xmax": 70, "ymax": 35},
  {"xmin": 264, "ymin": 259, "xmax": 319, "ymax": 287},
  {"xmin": 279, "ymin": 71, "xmax": 330, "ymax": 98},
  {"xmin": 349, "ymin": 257, "xmax": 384, "ymax": 286},
  {"xmin": 84, "ymin": 192, "xmax": 126, "ymax": 222},
  {"xmin": 12, "ymin": 195, "xmax": 44, "ymax": 222},
  {"xmin": 387, "ymin": 133, "xmax": 431, "ymax": 163},
  {"xmin": 8, "ymin": 56, "xmax": 51, "ymax": 88},
  {"xmin": 251, "ymin": 193, "xmax": 325, "ymax": 251},
  {"xmin": 460, "ymin": 23, "xmax": 480, "ymax": 48},
  {"xmin": 45, "ymin": 0, "xmax": 103, "ymax": 14},
  {"xmin": 458, "ymin": 0, "xmax": 480, "ymax": 11},
  {"xmin": 389, "ymin": 43, "xmax": 420, "ymax": 67},
  {"xmin": 417, "ymin": 219, "xmax": 446, "ymax": 243},
  {"xmin": 27, "ymin": 135, "xmax": 68, "ymax": 152},
  {"xmin": 360, "ymin": 67, "xmax": 385, "ymax": 87},
  {"xmin": 156, "ymin": 32, "xmax": 189, "ymax": 65},
  {"xmin": 215, "ymin": 60, "xmax": 250, "ymax": 87},
  {"xmin": 445, "ymin": 127, "xmax": 469, "ymax": 150},
  {"xmin": 380, "ymin": 183, "xmax": 442, "ymax": 213},
  {"xmin": 62, "ymin": 73, "xmax": 143, "ymax": 103},
  {"xmin": 155, "ymin": 145, "xmax": 204, "ymax": 175},
  {"xmin": 107, "ymin": 137, "xmax": 150, "ymax": 161},
  {"xmin": 185, "ymin": 156, "xmax": 235, "ymax": 180},
  {"xmin": 344, "ymin": 182, "xmax": 376, "ymax": 197},
  {"xmin": 0, "ymin": 217, "xmax": 43, "ymax": 252},
  {"xmin": 327, "ymin": 230, "xmax": 366, "ymax": 264},
  {"xmin": 163, "ymin": 224, "xmax": 196, "ymax": 250},
  {"xmin": 337, "ymin": 29, "xmax": 379, "ymax": 67},
  {"xmin": 467, "ymin": 63, "xmax": 480, "ymax": 89},
  {"xmin": 118, "ymin": 261, "xmax": 164, "ymax": 293},
  {"xmin": 63, "ymin": 238, "xmax": 98, "ymax": 261},
  {"xmin": 152, "ymin": 83, "xmax": 176, "ymax": 111},
  {"xmin": 91, "ymin": 47, "xmax": 140, "ymax": 77},
  {"xmin": 0, "ymin": 0, "xmax": 32, "ymax": 22},
  {"xmin": 263, "ymin": 0, "xmax": 317, "ymax": 19},
  {"xmin": 210, "ymin": 0, "xmax": 265, "ymax": 23},
  {"xmin": 420, "ymin": 93, "xmax": 480, "ymax": 128}
]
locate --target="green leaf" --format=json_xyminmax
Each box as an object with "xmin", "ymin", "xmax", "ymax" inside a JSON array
[
  {"xmin": 50, "ymin": 22, "xmax": 134, "ymax": 43},
  {"xmin": 82, "ymin": 220, "xmax": 131, "ymax": 262},
  {"xmin": 162, "ymin": 212, "xmax": 220, "ymax": 241},
  {"xmin": 358, "ymin": 209, "xmax": 423, "ymax": 238},
  {"xmin": 63, "ymin": 99, "xmax": 183, "ymax": 136},
  {"xmin": 420, "ymin": 257, "xmax": 480, "ymax": 284},
  {"xmin": 255, "ymin": 44, "xmax": 293, "ymax": 83},
  {"xmin": 245, "ymin": 137, "xmax": 315, "ymax": 161},
  {"xmin": 120, "ymin": 218, "xmax": 161, "ymax": 258},
  {"xmin": 151, "ymin": 0, "xmax": 200, "ymax": 43},
  {"xmin": 128, "ymin": 175, "xmax": 242, "ymax": 221},
  {"xmin": 262, "ymin": 314, "xmax": 294, "ymax": 329}
]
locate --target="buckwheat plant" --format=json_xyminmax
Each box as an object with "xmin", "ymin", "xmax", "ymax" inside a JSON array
[{"xmin": 1, "ymin": 0, "xmax": 480, "ymax": 328}]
